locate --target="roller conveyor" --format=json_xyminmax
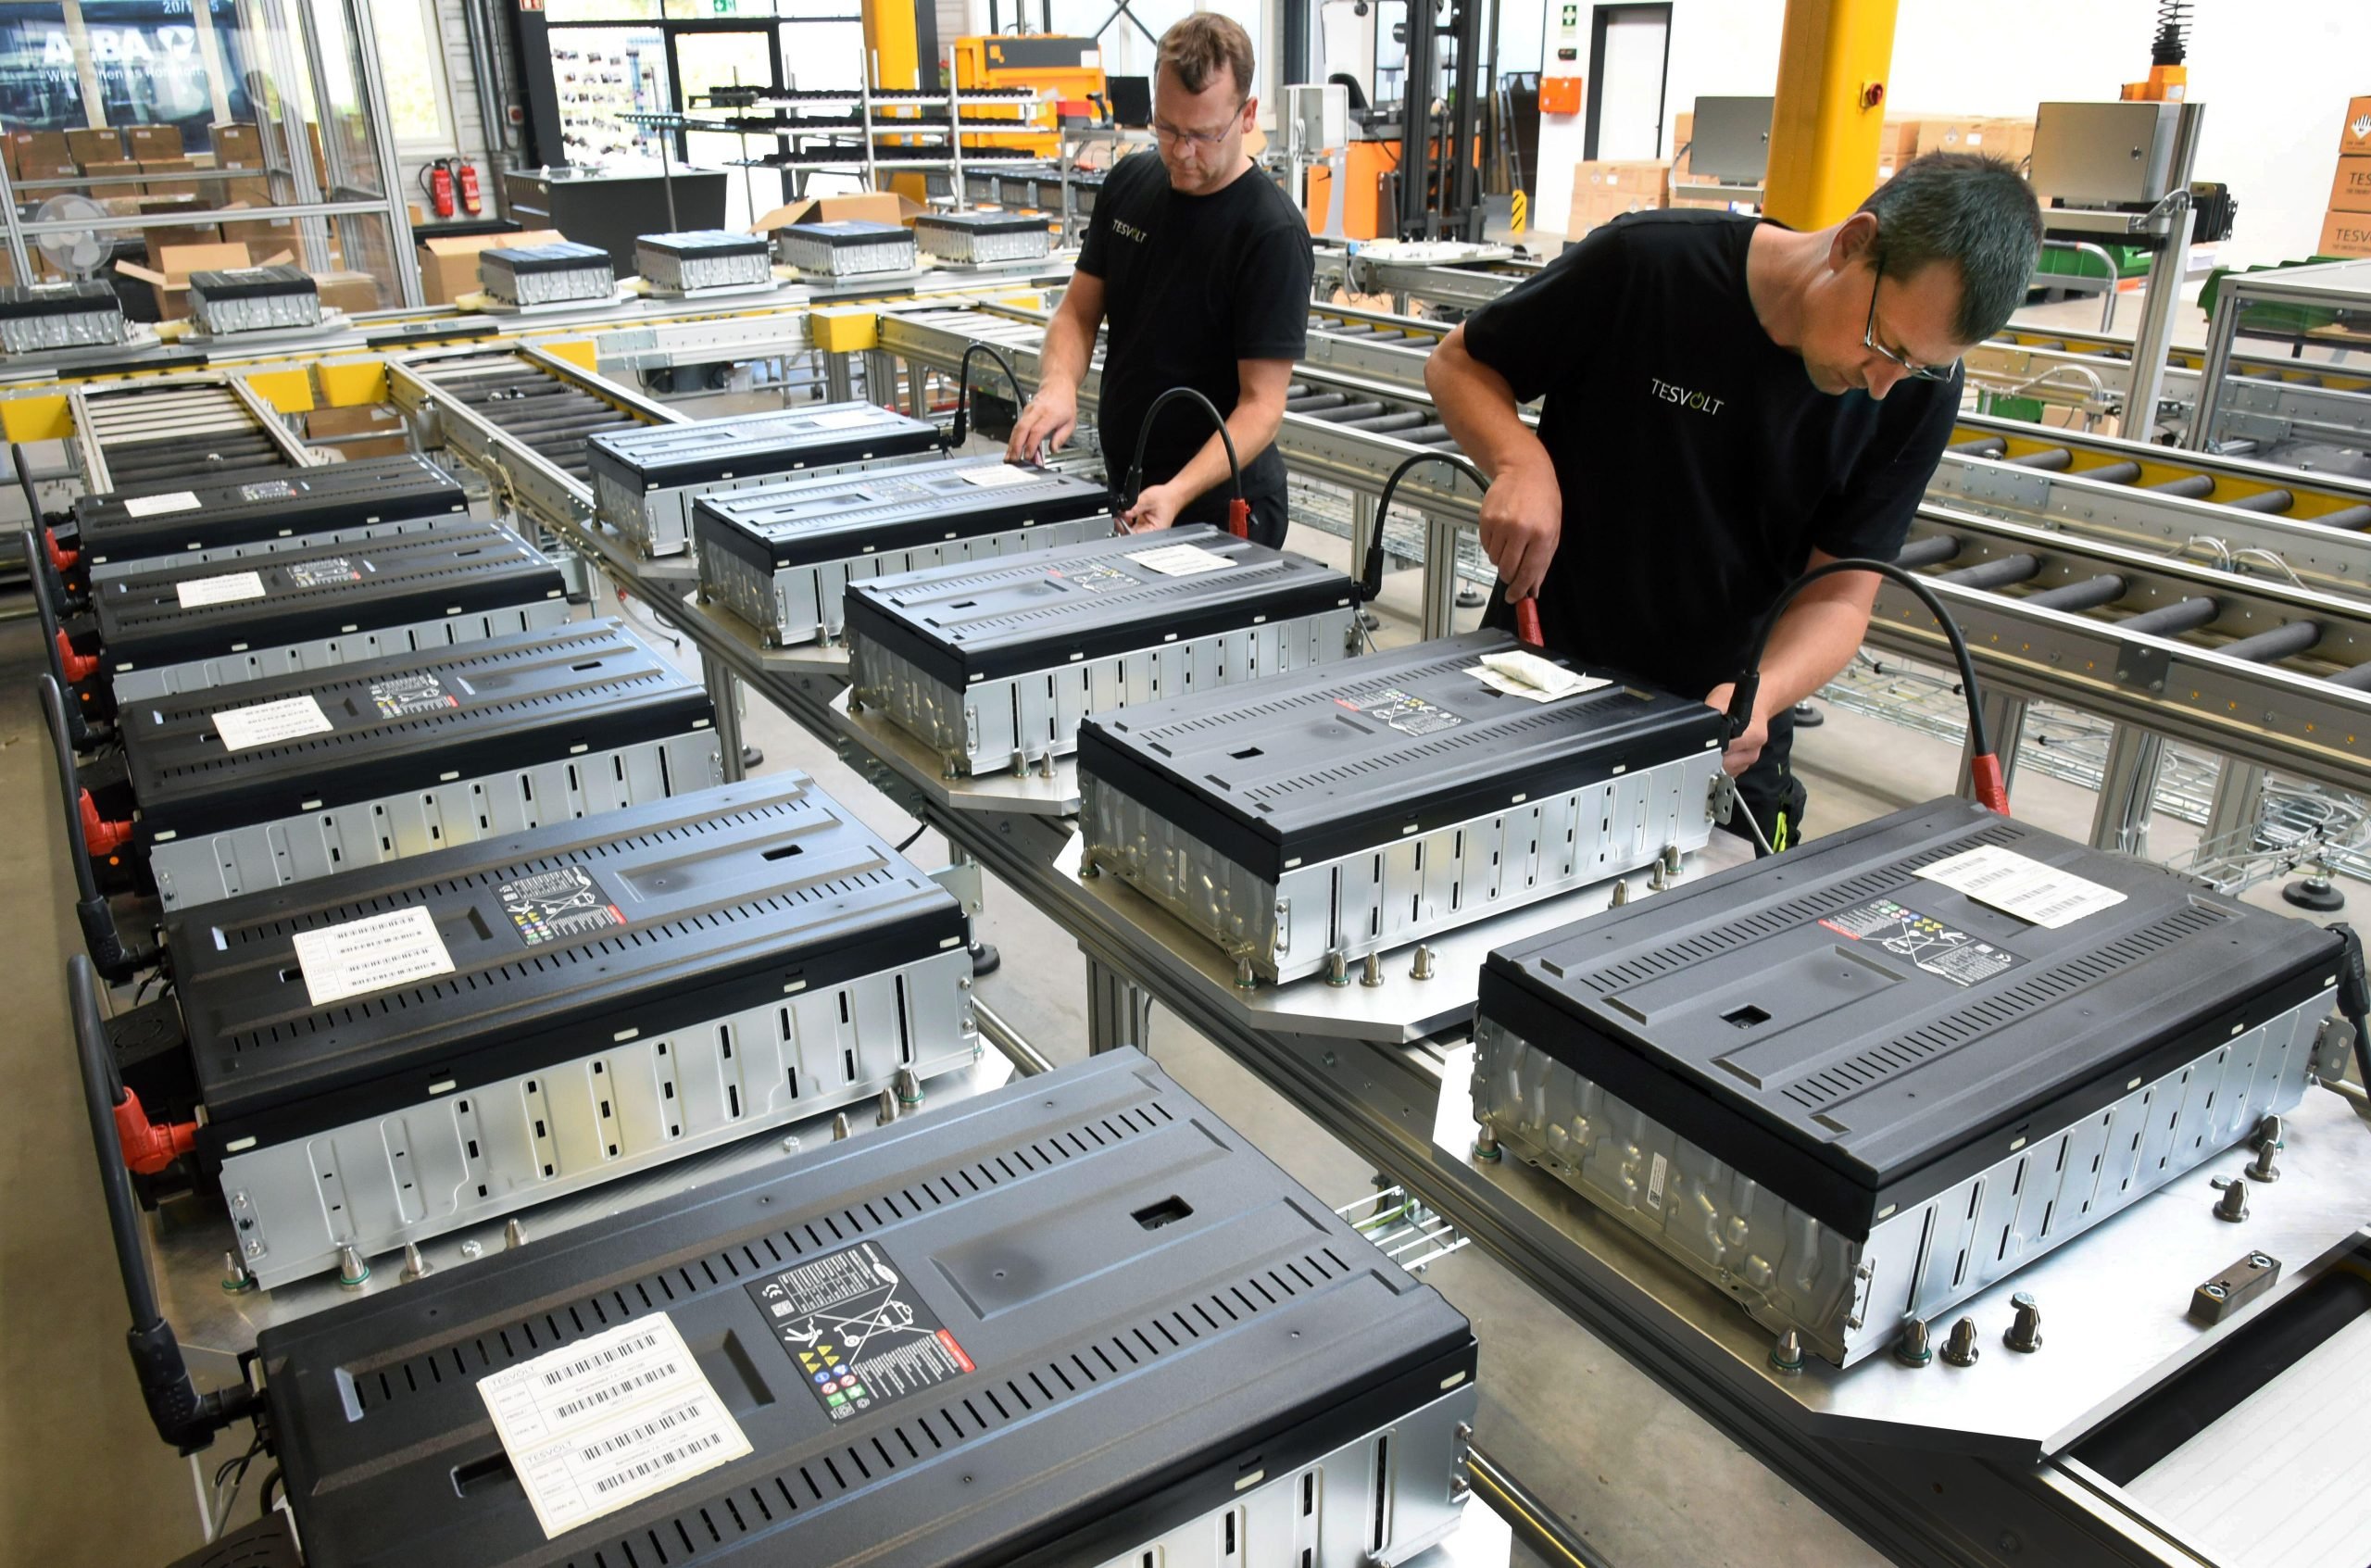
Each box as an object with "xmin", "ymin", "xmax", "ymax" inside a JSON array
[
  {"xmin": 402, "ymin": 346, "xmax": 687, "ymax": 485},
  {"xmin": 65, "ymin": 373, "xmax": 319, "ymax": 495}
]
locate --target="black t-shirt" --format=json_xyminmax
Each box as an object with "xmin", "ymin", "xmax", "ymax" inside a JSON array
[
  {"xmin": 1461, "ymin": 208, "xmax": 1958, "ymax": 699},
  {"xmin": 1076, "ymin": 150, "xmax": 1313, "ymax": 534}
]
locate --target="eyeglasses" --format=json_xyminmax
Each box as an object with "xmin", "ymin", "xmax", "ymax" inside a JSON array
[
  {"xmin": 1863, "ymin": 265, "xmax": 1960, "ymax": 383},
  {"xmin": 1149, "ymin": 109, "xmax": 1242, "ymax": 150}
]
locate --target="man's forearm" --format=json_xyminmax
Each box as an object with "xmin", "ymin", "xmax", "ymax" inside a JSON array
[
  {"xmin": 1747, "ymin": 595, "xmax": 1872, "ymax": 714},
  {"xmin": 1153, "ymin": 401, "xmax": 1284, "ymax": 508},
  {"xmin": 1037, "ymin": 305, "xmax": 1094, "ymax": 395},
  {"xmin": 1426, "ymin": 335, "xmax": 1551, "ymax": 481}
]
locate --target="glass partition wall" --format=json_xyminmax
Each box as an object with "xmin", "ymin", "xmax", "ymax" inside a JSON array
[{"xmin": 0, "ymin": 0, "xmax": 423, "ymax": 311}]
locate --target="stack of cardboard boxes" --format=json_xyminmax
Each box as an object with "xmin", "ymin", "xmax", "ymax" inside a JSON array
[{"xmin": 2321, "ymin": 95, "xmax": 2371, "ymax": 259}]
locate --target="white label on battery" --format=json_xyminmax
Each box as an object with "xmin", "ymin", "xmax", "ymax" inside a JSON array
[
  {"xmin": 1466, "ymin": 651, "xmax": 1610, "ymax": 704},
  {"xmin": 955, "ymin": 464, "xmax": 1040, "ymax": 489},
  {"xmin": 293, "ymin": 905, "xmax": 456, "ymax": 1007},
  {"xmin": 174, "ymin": 570, "xmax": 266, "ymax": 608},
  {"xmin": 1915, "ymin": 845, "xmax": 2126, "ymax": 930},
  {"xmin": 477, "ymin": 1313, "xmax": 753, "ymax": 1540},
  {"xmin": 1647, "ymin": 1152, "xmax": 1668, "ymax": 1206},
  {"xmin": 806, "ymin": 408, "xmax": 884, "ymax": 430},
  {"xmin": 1127, "ymin": 542, "xmax": 1234, "ymax": 576},
  {"xmin": 211, "ymin": 693, "xmax": 332, "ymax": 751},
  {"xmin": 123, "ymin": 490, "xmax": 202, "ymax": 518}
]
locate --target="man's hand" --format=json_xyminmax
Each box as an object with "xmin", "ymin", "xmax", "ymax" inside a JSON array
[
  {"xmin": 1006, "ymin": 383, "xmax": 1077, "ymax": 462},
  {"xmin": 1119, "ymin": 480, "xmax": 1186, "ymax": 533},
  {"xmin": 1477, "ymin": 458, "xmax": 1563, "ymax": 600},
  {"xmin": 1702, "ymin": 680, "xmax": 1765, "ymax": 777}
]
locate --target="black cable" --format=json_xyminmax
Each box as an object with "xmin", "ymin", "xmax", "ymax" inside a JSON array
[
  {"xmin": 1729, "ymin": 558, "xmax": 1992, "ymax": 762},
  {"xmin": 258, "ymin": 1468, "xmax": 283, "ymax": 1516},
  {"xmin": 951, "ymin": 342, "xmax": 1025, "ymax": 451},
  {"xmin": 1362, "ymin": 450, "xmax": 1489, "ymax": 603},
  {"xmin": 1119, "ymin": 386, "xmax": 1241, "ymax": 519},
  {"xmin": 896, "ymin": 822, "xmax": 928, "ymax": 853}
]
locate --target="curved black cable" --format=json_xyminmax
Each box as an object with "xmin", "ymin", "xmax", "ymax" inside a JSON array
[
  {"xmin": 1120, "ymin": 386, "xmax": 1242, "ymax": 518},
  {"xmin": 950, "ymin": 342, "xmax": 1026, "ymax": 451},
  {"xmin": 1362, "ymin": 450, "xmax": 1490, "ymax": 603}
]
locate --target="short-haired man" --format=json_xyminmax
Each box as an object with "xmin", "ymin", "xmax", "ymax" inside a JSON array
[
  {"xmin": 1007, "ymin": 14, "xmax": 1314, "ymax": 546},
  {"xmin": 1425, "ymin": 153, "xmax": 2042, "ymax": 848}
]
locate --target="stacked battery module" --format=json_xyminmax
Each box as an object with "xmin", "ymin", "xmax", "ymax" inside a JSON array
[
  {"xmin": 773, "ymin": 219, "xmax": 918, "ymax": 277},
  {"xmin": 586, "ymin": 402, "xmax": 941, "ymax": 558},
  {"xmin": 692, "ymin": 456, "xmax": 1112, "ymax": 646},
  {"xmin": 165, "ymin": 774, "xmax": 975, "ymax": 1288},
  {"xmin": 636, "ymin": 230, "xmax": 774, "ymax": 293},
  {"xmin": 186, "ymin": 266, "xmax": 321, "ymax": 334},
  {"xmin": 913, "ymin": 210, "xmax": 1051, "ymax": 265},
  {"xmin": 478, "ymin": 241, "xmax": 616, "ymax": 307},
  {"xmin": 1473, "ymin": 798, "xmax": 2345, "ymax": 1366},
  {"xmin": 1079, "ymin": 632, "xmax": 1728, "ymax": 984},
  {"xmin": 847, "ymin": 526, "xmax": 1359, "ymax": 777},
  {"xmin": 0, "ymin": 280, "xmax": 129, "ymax": 354}
]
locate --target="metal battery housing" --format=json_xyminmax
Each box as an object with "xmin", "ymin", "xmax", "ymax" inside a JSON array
[
  {"xmin": 912, "ymin": 210, "xmax": 1051, "ymax": 264},
  {"xmin": 69, "ymin": 454, "xmax": 470, "ymax": 581},
  {"xmin": 186, "ymin": 265, "xmax": 321, "ymax": 333},
  {"xmin": 635, "ymin": 230, "xmax": 774, "ymax": 292},
  {"xmin": 79, "ymin": 521, "xmax": 571, "ymax": 702},
  {"xmin": 167, "ymin": 775, "xmax": 976, "ymax": 1289},
  {"xmin": 0, "ymin": 280, "xmax": 129, "ymax": 353},
  {"xmin": 691, "ymin": 455, "xmax": 1112, "ymax": 646},
  {"xmin": 845, "ymin": 526, "xmax": 1359, "ymax": 776},
  {"xmin": 586, "ymin": 402, "xmax": 941, "ymax": 558},
  {"xmin": 477, "ymin": 242, "xmax": 616, "ymax": 306},
  {"xmin": 1473, "ymin": 797, "xmax": 2345, "ymax": 1366},
  {"xmin": 1078, "ymin": 632, "xmax": 1727, "ymax": 983},
  {"xmin": 251, "ymin": 1049, "xmax": 1479, "ymax": 1567},
  {"xmin": 124, "ymin": 619, "xmax": 721, "ymax": 909},
  {"xmin": 772, "ymin": 219, "xmax": 917, "ymax": 275}
]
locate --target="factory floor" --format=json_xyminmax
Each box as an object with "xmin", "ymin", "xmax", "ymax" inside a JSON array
[{"xmin": 6, "ymin": 283, "xmax": 2357, "ymax": 1567}]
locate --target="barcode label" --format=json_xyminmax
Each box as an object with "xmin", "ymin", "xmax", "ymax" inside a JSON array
[
  {"xmin": 477, "ymin": 1313, "xmax": 751, "ymax": 1539},
  {"xmin": 1915, "ymin": 845, "xmax": 2126, "ymax": 930}
]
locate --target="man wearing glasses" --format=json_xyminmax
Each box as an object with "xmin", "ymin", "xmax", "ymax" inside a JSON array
[
  {"xmin": 1425, "ymin": 153, "xmax": 2040, "ymax": 850},
  {"xmin": 1006, "ymin": 14, "xmax": 1312, "ymax": 546}
]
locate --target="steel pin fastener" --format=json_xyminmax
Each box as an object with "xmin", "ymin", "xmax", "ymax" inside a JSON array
[
  {"xmin": 1941, "ymin": 1317, "xmax": 1981, "ymax": 1366},
  {"xmin": 2246, "ymin": 1114, "xmax": 2284, "ymax": 1183},
  {"xmin": 505, "ymin": 1217, "xmax": 528, "ymax": 1250},
  {"xmin": 1610, "ymin": 879, "xmax": 1630, "ymax": 907},
  {"xmin": 1361, "ymin": 951, "xmax": 1386, "ymax": 987},
  {"xmin": 401, "ymin": 1243, "xmax": 434, "ymax": 1284},
  {"xmin": 876, "ymin": 1086, "xmax": 899, "ymax": 1126},
  {"xmin": 2004, "ymin": 1293, "xmax": 2042, "ymax": 1353},
  {"xmin": 1895, "ymin": 1317, "xmax": 1932, "ymax": 1367},
  {"xmin": 1411, "ymin": 944, "xmax": 1436, "ymax": 981},
  {"xmin": 336, "ymin": 1244, "xmax": 370, "ymax": 1287},
  {"xmin": 1769, "ymin": 1328, "xmax": 1804, "ymax": 1374},
  {"xmin": 832, "ymin": 1111, "xmax": 852, "ymax": 1142},
  {"xmin": 220, "ymin": 1252, "xmax": 255, "ymax": 1294},
  {"xmin": 1325, "ymin": 949, "xmax": 1350, "ymax": 986},
  {"xmin": 1472, "ymin": 1120, "xmax": 1502, "ymax": 1163},
  {"xmin": 2215, "ymin": 1178, "xmax": 2251, "ymax": 1223}
]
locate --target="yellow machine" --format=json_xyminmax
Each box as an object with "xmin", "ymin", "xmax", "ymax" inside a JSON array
[
  {"xmin": 2120, "ymin": 3, "xmax": 2189, "ymax": 101},
  {"xmin": 948, "ymin": 34, "xmax": 1105, "ymax": 157}
]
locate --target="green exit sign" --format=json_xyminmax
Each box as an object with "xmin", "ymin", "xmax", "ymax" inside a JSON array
[{"xmin": 1561, "ymin": 5, "xmax": 1577, "ymax": 25}]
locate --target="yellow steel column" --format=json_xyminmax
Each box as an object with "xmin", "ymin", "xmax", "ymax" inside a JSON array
[
  {"xmin": 1762, "ymin": 0, "xmax": 1899, "ymax": 231},
  {"xmin": 863, "ymin": 0, "xmax": 922, "ymax": 91}
]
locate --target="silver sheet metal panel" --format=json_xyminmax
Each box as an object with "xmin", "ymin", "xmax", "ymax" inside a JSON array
[
  {"xmin": 692, "ymin": 455, "xmax": 1113, "ymax": 646},
  {"xmin": 587, "ymin": 401, "xmax": 941, "ymax": 558},
  {"xmin": 478, "ymin": 241, "xmax": 617, "ymax": 307},
  {"xmin": 846, "ymin": 526, "xmax": 1360, "ymax": 777},
  {"xmin": 169, "ymin": 774, "xmax": 976, "ymax": 1289},
  {"xmin": 127, "ymin": 619, "xmax": 721, "ymax": 909},
  {"xmin": 773, "ymin": 219, "xmax": 918, "ymax": 276},
  {"xmin": 635, "ymin": 229, "xmax": 775, "ymax": 292},
  {"xmin": 1079, "ymin": 632, "xmax": 1727, "ymax": 984},
  {"xmin": 0, "ymin": 281, "xmax": 129, "ymax": 354},
  {"xmin": 1473, "ymin": 797, "xmax": 2345, "ymax": 1366}
]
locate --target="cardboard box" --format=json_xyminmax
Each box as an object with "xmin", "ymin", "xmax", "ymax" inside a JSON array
[
  {"xmin": 79, "ymin": 157, "xmax": 144, "ymax": 193},
  {"xmin": 115, "ymin": 240, "xmax": 288, "ymax": 320},
  {"xmin": 5, "ymin": 129, "xmax": 69, "ymax": 180},
  {"xmin": 2331, "ymin": 156, "xmax": 2371, "ymax": 216},
  {"xmin": 17, "ymin": 157, "xmax": 80, "ymax": 185},
  {"xmin": 67, "ymin": 126, "xmax": 124, "ymax": 167},
  {"xmin": 210, "ymin": 121, "xmax": 264, "ymax": 165},
  {"xmin": 125, "ymin": 123, "xmax": 183, "ymax": 160},
  {"xmin": 312, "ymin": 269, "xmax": 382, "ymax": 315},
  {"xmin": 414, "ymin": 227, "xmax": 569, "ymax": 305},
  {"xmin": 307, "ymin": 401, "xmax": 409, "ymax": 458},
  {"xmin": 2340, "ymin": 96, "xmax": 2371, "ymax": 157},
  {"xmin": 753, "ymin": 193, "xmax": 926, "ymax": 232},
  {"xmin": 219, "ymin": 204, "xmax": 297, "ymax": 251},
  {"xmin": 1568, "ymin": 159, "xmax": 1671, "ymax": 237},
  {"xmin": 140, "ymin": 157, "xmax": 202, "ymax": 199},
  {"xmin": 2319, "ymin": 208, "xmax": 2371, "ymax": 259}
]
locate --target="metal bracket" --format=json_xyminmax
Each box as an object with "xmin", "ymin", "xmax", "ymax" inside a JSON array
[
  {"xmin": 2114, "ymin": 638, "xmax": 2173, "ymax": 694},
  {"xmin": 929, "ymin": 858, "xmax": 985, "ymax": 919}
]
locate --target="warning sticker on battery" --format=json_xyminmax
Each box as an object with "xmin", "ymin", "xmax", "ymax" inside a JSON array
[
  {"xmin": 369, "ymin": 671, "xmax": 459, "ymax": 718},
  {"xmin": 1049, "ymin": 562, "xmax": 1135, "ymax": 594},
  {"xmin": 236, "ymin": 479, "xmax": 298, "ymax": 503},
  {"xmin": 284, "ymin": 557, "xmax": 362, "ymax": 588},
  {"xmin": 1818, "ymin": 897, "xmax": 2020, "ymax": 987},
  {"xmin": 496, "ymin": 865, "xmax": 627, "ymax": 947},
  {"xmin": 1337, "ymin": 687, "xmax": 1462, "ymax": 736},
  {"xmin": 743, "ymin": 1240, "xmax": 972, "ymax": 1424}
]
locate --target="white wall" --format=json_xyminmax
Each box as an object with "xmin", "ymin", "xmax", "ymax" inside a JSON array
[{"xmin": 1558, "ymin": 0, "xmax": 2368, "ymax": 267}]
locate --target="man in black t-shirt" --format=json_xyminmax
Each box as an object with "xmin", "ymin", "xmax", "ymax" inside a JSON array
[
  {"xmin": 1005, "ymin": 14, "xmax": 1314, "ymax": 547},
  {"xmin": 1425, "ymin": 155, "xmax": 2039, "ymax": 849}
]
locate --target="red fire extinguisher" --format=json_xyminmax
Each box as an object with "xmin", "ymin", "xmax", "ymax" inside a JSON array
[
  {"xmin": 420, "ymin": 157, "xmax": 456, "ymax": 219},
  {"xmin": 453, "ymin": 157, "xmax": 483, "ymax": 217}
]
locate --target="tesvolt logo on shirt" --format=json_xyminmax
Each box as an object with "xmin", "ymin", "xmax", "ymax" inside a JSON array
[
  {"xmin": 1110, "ymin": 219, "xmax": 1151, "ymax": 244},
  {"xmin": 1649, "ymin": 376, "xmax": 1726, "ymax": 416}
]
